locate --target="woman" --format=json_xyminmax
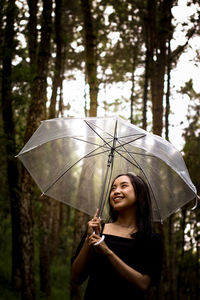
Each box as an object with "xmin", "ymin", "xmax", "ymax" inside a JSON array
[{"xmin": 71, "ymin": 173, "xmax": 162, "ymax": 300}]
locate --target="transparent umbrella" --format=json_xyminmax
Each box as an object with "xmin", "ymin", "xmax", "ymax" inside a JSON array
[{"xmin": 16, "ymin": 116, "xmax": 198, "ymax": 222}]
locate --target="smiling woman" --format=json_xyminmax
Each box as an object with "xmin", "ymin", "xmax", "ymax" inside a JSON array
[
  {"xmin": 71, "ymin": 173, "xmax": 162, "ymax": 300},
  {"xmin": 110, "ymin": 175, "xmax": 137, "ymax": 210}
]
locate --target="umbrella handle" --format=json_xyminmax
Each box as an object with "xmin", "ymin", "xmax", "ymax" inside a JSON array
[
  {"xmin": 93, "ymin": 235, "xmax": 105, "ymax": 246},
  {"xmin": 191, "ymin": 195, "xmax": 200, "ymax": 210}
]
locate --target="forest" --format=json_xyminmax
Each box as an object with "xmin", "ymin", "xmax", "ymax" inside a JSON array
[{"xmin": 0, "ymin": 0, "xmax": 200, "ymax": 299}]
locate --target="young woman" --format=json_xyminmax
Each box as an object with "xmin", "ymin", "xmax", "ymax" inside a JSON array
[{"xmin": 71, "ymin": 173, "xmax": 162, "ymax": 300}]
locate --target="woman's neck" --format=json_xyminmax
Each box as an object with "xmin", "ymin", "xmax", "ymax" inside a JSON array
[{"xmin": 115, "ymin": 210, "xmax": 137, "ymax": 229}]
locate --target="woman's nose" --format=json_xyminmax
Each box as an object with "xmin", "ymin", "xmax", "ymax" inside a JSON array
[{"xmin": 114, "ymin": 187, "xmax": 121, "ymax": 194}]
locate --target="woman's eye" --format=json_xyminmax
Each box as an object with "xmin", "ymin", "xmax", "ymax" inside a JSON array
[{"xmin": 122, "ymin": 185, "xmax": 130, "ymax": 189}]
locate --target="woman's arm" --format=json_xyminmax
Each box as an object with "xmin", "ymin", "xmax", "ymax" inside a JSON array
[
  {"xmin": 88, "ymin": 233, "xmax": 151, "ymax": 291},
  {"xmin": 71, "ymin": 210, "xmax": 101, "ymax": 284},
  {"xmin": 106, "ymin": 249, "xmax": 151, "ymax": 291},
  {"xmin": 71, "ymin": 236, "xmax": 93, "ymax": 284}
]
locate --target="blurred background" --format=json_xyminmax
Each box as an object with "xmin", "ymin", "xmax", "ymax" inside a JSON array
[{"xmin": 0, "ymin": 0, "xmax": 199, "ymax": 299}]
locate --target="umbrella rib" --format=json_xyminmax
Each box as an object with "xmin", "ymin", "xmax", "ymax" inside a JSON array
[
  {"xmin": 85, "ymin": 120, "xmax": 114, "ymax": 139},
  {"xmin": 114, "ymin": 149, "xmax": 142, "ymax": 170},
  {"xmin": 72, "ymin": 136, "xmax": 111, "ymax": 150},
  {"xmin": 118, "ymin": 133, "xmax": 146, "ymax": 139},
  {"xmin": 84, "ymin": 120, "xmax": 113, "ymax": 149},
  {"xmin": 116, "ymin": 149, "xmax": 156, "ymax": 158},
  {"xmin": 85, "ymin": 149, "xmax": 110, "ymax": 158},
  {"xmin": 43, "ymin": 144, "xmax": 109, "ymax": 195},
  {"xmin": 115, "ymin": 134, "xmax": 146, "ymax": 150}
]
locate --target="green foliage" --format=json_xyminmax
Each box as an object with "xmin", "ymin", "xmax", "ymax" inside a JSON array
[
  {"xmin": 0, "ymin": 216, "xmax": 20, "ymax": 300},
  {"xmin": 0, "ymin": 206, "xmax": 75, "ymax": 300}
]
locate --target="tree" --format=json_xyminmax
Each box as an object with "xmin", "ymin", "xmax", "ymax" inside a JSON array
[
  {"xmin": 0, "ymin": 0, "xmax": 22, "ymax": 291},
  {"xmin": 146, "ymin": 0, "xmax": 174, "ymax": 136},
  {"xmin": 81, "ymin": 0, "xmax": 98, "ymax": 117},
  {"xmin": 181, "ymin": 79, "xmax": 200, "ymax": 193},
  {"xmin": 19, "ymin": 1, "xmax": 53, "ymax": 299}
]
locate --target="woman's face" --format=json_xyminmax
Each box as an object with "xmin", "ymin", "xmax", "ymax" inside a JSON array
[{"xmin": 110, "ymin": 175, "xmax": 136, "ymax": 212}]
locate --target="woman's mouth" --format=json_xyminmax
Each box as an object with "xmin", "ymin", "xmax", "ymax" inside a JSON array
[{"xmin": 113, "ymin": 196, "xmax": 124, "ymax": 203}]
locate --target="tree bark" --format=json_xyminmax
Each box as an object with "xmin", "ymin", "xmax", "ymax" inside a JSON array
[
  {"xmin": 149, "ymin": 0, "xmax": 165, "ymax": 136},
  {"xmin": 130, "ymin": 43, "xmax": 139, "ymax": 124},
  {"xmin": 141, "ymin": 6, "xmax": 151, "ymax": 131},
  {"xmin": 49, "ymin": 0, "xmax": 64, "ymax": 118},
  {"xmin": 39, "ymin": 1, "xmax": 66, "ymax": 295},
  {"xmin": 195, "ymin": 208, "xmax": 200, "ymax": 300},
  {"xmin": 81, "ymin": 0, "xmax": 98, "ymax": 117},
  {"xmin": 177, "ymin": 207, "xmax": 187, "ymax": 300},
  {"xmin": 142, "ymin": 46, "xmax": 150, "ymax": 130},
  {"xmin": 168, "ymin": 215, "xmax": 177, "ymax": 300},
  {"xmin": 1, "ymin": 0, "xmax": 22, "ymax": 291},
  {"xmin": 20, "ymin": 1, "xmax": 53, "ymax": 299},
  {"xmin": 39, "ymin": 195, "xmax": 51, "ymax": 297},
  {"xmin": 130, "ymin": 67, "xmax": 135, "ymax": 124},
  {"xmin": 165, "ymin": 41, "xmax": 171, "ymax": 141},
  {"xmin": 27, "ymin": 0, "xmax": 38, "ymax": 67},
  {"xmin": 148, "ymin": 0, "xmax": 173, "ymax": 136}
]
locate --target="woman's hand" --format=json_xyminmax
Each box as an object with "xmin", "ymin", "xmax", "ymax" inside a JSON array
[
  {"xmin": 88, "ymin": 233, "xmax": 112, "ymax": 256},
  {"xmin": 87, "ymin": 209, "xmax": 101, "ymax": 237}
]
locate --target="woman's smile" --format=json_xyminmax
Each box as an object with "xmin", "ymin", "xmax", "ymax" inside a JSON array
[{"xmin": 113, "ymin": 196, "xmax": 124, "ymax": 202}]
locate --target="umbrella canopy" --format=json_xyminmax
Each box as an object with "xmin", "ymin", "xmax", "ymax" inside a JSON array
[{"xmin": 16, "ymin": 116, "xmax": 197, "ymax": 222}]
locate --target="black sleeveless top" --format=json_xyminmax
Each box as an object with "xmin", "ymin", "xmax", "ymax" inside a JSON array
[{"xmin": 72, "ymin": 225, "xmax": 162, "ymax": 300}]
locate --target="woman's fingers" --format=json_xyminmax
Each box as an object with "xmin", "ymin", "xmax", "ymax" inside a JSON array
[
  {"xmin": 87, "ymin": 208, "xmax": 101, "ymax": 235},
  {"xmin": 94, "ymin": 208, "xmax": 99, "ymax": 218},
  {"xmin": 88, "ymin": 233, "xmax": 101, "ymax": 246}
]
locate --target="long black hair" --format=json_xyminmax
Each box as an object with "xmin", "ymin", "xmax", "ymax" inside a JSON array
[{"xmin": 108, "ymin": 173, "xmax": 153, "ymax": 236}]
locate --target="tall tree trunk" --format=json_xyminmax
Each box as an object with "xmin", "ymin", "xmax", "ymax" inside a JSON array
[
  {"xmin": 71, "ymin": 5, "xmax": 99, "ymax": 296},
  {"xmin": 130, "ymin": 67, "xmax": 135, "ymax": 124},
  {"xmin": 195, "ymin": 208, "xmax": 200, "ymax": 300},
  {"xmin": 71, "ymin": 4, "xmax": 98, "ymax": 298},
  {"xmin": 20, "ymin": 1, "xmax": 52, "ymax": 299},
  {"xmin": 141, "ymin": 8, "xmax": 151, "ymax": 131},
  {"xmin": 49, "ymin": 0, "xmax": 64, "ymax": 119},
  {"xmin": 27, "ymin": 0, "xmax": 38, "ymax": 67},
  {"xmin": 1, "ymin": 0, "xmax": 21, "ymax": 291},
  {"xmin": 130, "ymin": 43, "xmax": 139, "ymax": 124},
  {"xmin": 142, "ymin": 46, "xmax": 150, "ymax": 130},
  {"xmin": 81, "ymin": 0, "xmax": 98, "ymax": 117},
  {"xmin": 165, "ymin": 40, "xmax": 171, "ymax": 141},
  {"xmin": 39, "ymin": 1, "xmax": 66, "ymax": 295},
  {"xmin": 151, "ymin": 54, "xmax": 166, "ymax": 136},
  {"xmin": 39, "ymin": 195, "xmax": 51, "ymax": 297},
  {"xmin": 177, "ymin": 207, "xmax": 186, "ymax": 300},
  {"xmin": 168, "ymin": 215, "xmax": 177, "ymax": 300},
  {"xmin": 149, "ymin": 0, "xmax": 173, "ymax": 136},
  {"xmin": 20, "ymin": 167, "xmax": 35, "ymax": 300},
  {"xmin": 147, "ymin": 0, "xmax": 165, "ymax": 133}
]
